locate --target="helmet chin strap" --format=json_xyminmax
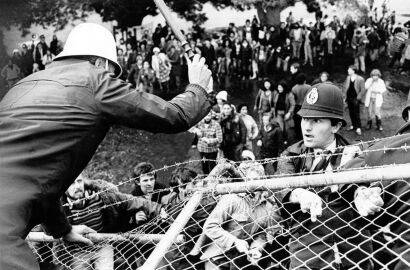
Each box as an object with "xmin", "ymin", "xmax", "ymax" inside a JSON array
[{"xmin": 105, "ymin": 59, "xmax": 109, "ymax": 71}]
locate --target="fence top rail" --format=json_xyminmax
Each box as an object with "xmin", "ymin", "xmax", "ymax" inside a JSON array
[{"xmin": 210, "ymin": 163, "xmax": 410, "ymax": 195}]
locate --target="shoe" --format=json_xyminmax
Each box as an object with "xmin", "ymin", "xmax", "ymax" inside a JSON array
[
  {"xmin": 365, "ymin": 120, "xmax": 372, "ymax": 130},
  {"xmin": 355, "ymin": 128, "xmax": 362, "ymax": 136},
  {"xmin": 348, "ymin": 126, "xmax": 354, "ymax": 131}
]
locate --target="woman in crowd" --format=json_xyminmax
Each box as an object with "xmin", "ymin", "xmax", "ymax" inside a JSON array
[
  {"xmin": 312, "ymin": 71, "xmax": 331, "ymax": 84},
  {"xmin": 273, "ymin": 80, "xmax": 295, "ymax": 143},
  {"xmin": 237, "ymin": 104, "xmax": 259, "ymax": 151},
  {"xmin": 136, "ymin": 60, "xmax": 156, "ymax": 93},
  {"xmin": 254, "ymin": 79, "xmax": 275, "ymax": 126},
  {"xmin": 219, "ymin": 103, "xmax": 247, "ymax": 161},
  {"xmin": 151, "ymin": 47, "xmax": 172, "ymax": 93},
  {"xmin": 364, "ymin": 69, "xmax": 387, "ymax": 131}
]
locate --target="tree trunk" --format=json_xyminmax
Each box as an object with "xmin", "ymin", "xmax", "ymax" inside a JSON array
[{"xmin": 255, "ymin": 2, "xmax": 284, "ymax": 27}]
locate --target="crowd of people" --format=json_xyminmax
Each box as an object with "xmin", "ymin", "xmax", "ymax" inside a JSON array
[{"xmin": 2, "ymin": 6, "xmax": 410, "ymax": 270}]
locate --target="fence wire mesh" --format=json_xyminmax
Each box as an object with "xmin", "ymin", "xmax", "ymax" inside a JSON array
[{"xmin": 26, "ymin": 137, "xmax": 410, "ymax": 270}]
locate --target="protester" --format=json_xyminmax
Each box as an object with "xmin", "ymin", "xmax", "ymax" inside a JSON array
[
  {"xmin": 364, "ymin": 69, "xmax": 387, "ymax": 131},
  {"xmin": 237, "ymin": 104, "xmax": 259, "ymax": 151},
  {"xmin": 1, "ymin": 58, "xmax": 21, "ymax": 89},
  {"xmin": 0, "ymin": 22, "xmax": 213, "ymax": 270},
  {"xmin": 257, "ymin": 113, "xmax": 283, "ymax": 171},
  {"xmin": 220, "ymin": 103, "xmax": 247, "ymax": 161},
  {"xmin": 343, "ymin": 65, "xmax": 366, "ymax": 136},
  {"xmin": 193, "ymin": 110, "xmax": 223, "ymax": 174}
]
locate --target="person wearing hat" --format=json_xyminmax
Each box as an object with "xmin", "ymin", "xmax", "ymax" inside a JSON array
[
  {"xmin": 364, "ymin": 69, "xmax": 387, "ymax": 131},
  {"xmin": 275, "ymin": 83, "xmax": 373, "ymax": 270},
  {"xmin": 0, "ymin": 22, "xmax": 213, "ymax": 269}
]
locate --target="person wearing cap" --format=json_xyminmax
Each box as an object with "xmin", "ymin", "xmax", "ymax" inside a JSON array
[
  {"xmin": 0, "ymin": 23, "xmax": 213, "ymax": 269},
  {"xmin": 151, "ymin": 47, "xmax": 172, "ymax": 94},
  {"xmin": 213, "ymin": 90, "xmax": 228, "ymax": 120},
  {"xmin": 364, "ymin": 69, "xmax": 387, "ymax": 131},
  {"xmin": 275, "ymin": 83, "xmax": 373, "ymax": 270},
  {"xmin": 343, "ymin": 65, "xmax": 366, "ymax": 136}
]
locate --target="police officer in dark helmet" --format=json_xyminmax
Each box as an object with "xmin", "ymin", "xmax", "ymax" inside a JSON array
[{"xmin": 275, "ymin": 83, "xmax": 373, "ymax": 270}]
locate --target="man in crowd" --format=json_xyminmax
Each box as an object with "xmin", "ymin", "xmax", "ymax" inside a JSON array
[
  {"xmin": 275, "ymin": 83, "xmax": 373, "ymax": 270},
  {"xmin": 132, "ymin": 162, "xmax": 168, "ymax": 205},
  {"xmin": 291, "ymin": 73, "xmax": 311, "ymax": 141},
  {"xmin": 343, "ymin": 65, "xmax": 366, "ymax": 136},
  {"xmin": 34, "ymin": 34, "xmax": 49, "ymax": 70},
  {"xmin": 1, "ymin": 58, "xmax": 21, "ymax": 89},
  {"xmin": 192, "ymin": 110, "xmax": 223, "ymax": 175},
  {"xmin": 57, "ymin": 173, "xmax": 164, "ymax": 269},
  {"xmin": 0, "ymin": 22, "xmax": 213, "ymax": 270}
]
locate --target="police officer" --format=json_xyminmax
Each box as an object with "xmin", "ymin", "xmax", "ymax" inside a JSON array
[
  {"xmin": 275, "ymin": 83, "xmax": 373, "ymax": 270},
  {"xmin": 0, "ymin": 23, "xmax": 213, "ymax": 269}
]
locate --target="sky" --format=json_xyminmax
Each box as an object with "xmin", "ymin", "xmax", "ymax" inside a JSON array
[{"xmin": 2, "ymin": 0, "xmax": 408, "ymax": 54}]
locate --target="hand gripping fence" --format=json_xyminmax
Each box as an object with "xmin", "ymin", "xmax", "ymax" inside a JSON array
[{"xmin": 27, "ymin": 142, "xmax": 410, "ymax": 270}]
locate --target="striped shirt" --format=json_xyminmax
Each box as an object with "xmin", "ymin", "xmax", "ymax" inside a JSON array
[
  {"xmin": 391, "ymin": 32, "xmax": 408, "ymax": 53},
  {"xmin": 66, "ymin": 192, "xmax": 104, "ymax": 232}
]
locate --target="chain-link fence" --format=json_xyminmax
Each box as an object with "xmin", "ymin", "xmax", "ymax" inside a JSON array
[{"xmin": 27, "ymin": 138, "xmax": 410, "ymax": 270}]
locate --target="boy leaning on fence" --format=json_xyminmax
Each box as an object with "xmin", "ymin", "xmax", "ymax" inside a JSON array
[
  {"xmin": 274, "ymin": 83, "xmax": 373, "ymax": 270},
  {"xmin": 54, "ymin": 173, "xmax": 165, "ymax": 269}
]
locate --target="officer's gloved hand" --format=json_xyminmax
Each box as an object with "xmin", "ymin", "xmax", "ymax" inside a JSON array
[
  {"xmin": 186, "ymin": 54, "xmax": 212, "ymax": 93},
  {"xmin": 289, "ymin": 188, "xmax": 323, "ymax": 222},
  {"xmin": 354, "ymin": 186, "xmax": 384, "ymax": 217}
]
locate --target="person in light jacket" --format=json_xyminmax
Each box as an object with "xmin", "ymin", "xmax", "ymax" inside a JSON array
[{"xmin": 364, "ymin": 69, "xmax": 387, "ymax": 131}]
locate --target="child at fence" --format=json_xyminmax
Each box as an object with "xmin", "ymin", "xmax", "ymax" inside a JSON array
[
  {"xmin": 191, "ymin": 163, "xmax": 282, "ymax": 270},
  {"xmin": 275, "ymin": 83, "xmax": 373, "ymax": 270}
]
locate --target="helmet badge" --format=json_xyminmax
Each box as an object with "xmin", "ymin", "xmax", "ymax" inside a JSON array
[{"xmin": 306, "ymin": 88, "xmax": 319, "ymax": 105}]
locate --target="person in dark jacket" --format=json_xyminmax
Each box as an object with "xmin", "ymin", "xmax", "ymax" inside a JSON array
[
  {"xmin": 257, "ymin": 113, "xmax": 284, "ymax": 171},
  {"xmin": 220, "ymin": 103, "xmax": 247, "ymax": 161},
  {"xmin": 0, "ymin": 23, "xmax": 213, "ymax": 270},
  {"xmin": 275, "ymin": 83, "xmax": 373, "ymax": 270}
]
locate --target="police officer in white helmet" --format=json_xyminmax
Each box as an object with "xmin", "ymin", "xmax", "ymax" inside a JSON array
[{"xmin": 0, "ymin": 23, "xmax": 213, "ymax": 269}]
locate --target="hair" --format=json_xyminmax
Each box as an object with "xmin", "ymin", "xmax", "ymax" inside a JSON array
[
  {"xmin": 133, "ymin": 162, "xmax": 156, "ymax": 180},
  {"xmin": 296, "ymin": 73, "xmax": 307, "ymax": 85},
  {"xmin": 277, "ymin": 80, "xmax": 290, "ymax": 93},
  {"xmin": 370, "ymin": 69, "xmax": 382, "ymax": 77},
  {"xmin": 170, "ymin": 167, "xmax": 198, "ymax": 188},
  {"xmin": 237, "ymin": 103, "xmax": 248, "ymax": 112},
  {"xmin": 330, "ymin": 118, "xmax": 343, "ymax": 127},
  {"xmin": 290, "ymin": 62, "xmax": 300, "ymax": 70},
  {"xmin": 261, "ymin": 78, "xmax": 272, "ymax": 91},
  {"xmin": 348, "ymin": 65, "xmax": 358, "ymax": 73}
]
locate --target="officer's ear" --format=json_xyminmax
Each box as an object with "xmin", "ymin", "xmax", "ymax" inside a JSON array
[{"xmin": 331, "ymin": 121, "xmax": 342, "ymax": 134}]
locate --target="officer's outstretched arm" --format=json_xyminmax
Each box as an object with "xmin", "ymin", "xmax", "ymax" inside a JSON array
[{"xmin": 94, "ymin": 54, "xmax": 213, "ymax": 133}]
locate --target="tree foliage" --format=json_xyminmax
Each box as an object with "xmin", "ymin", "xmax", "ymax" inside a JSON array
[{"xmin": 0, "ymin": 0, "xmax": 368, "ymax": 33}]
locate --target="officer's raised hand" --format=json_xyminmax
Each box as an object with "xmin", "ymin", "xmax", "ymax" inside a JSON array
[
  {"xmin": 186, "ymin": 54, "xmax": 213, "ymax": 93},
  {"xmin": 290, "ymin": 188, "xmax": 323, "ymax": 222}
]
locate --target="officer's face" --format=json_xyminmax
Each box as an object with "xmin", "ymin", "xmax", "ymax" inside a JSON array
[
  {"xmin": 67, "ymin": 176, "xmax": 85, "ymax": 199},
  {"xmin": 138, "ymin": 174, "xmax": 156, "ymax": 195},
  {"xmin": 301, "ymin": 118, "xmax": 341, "ymax": 149}
]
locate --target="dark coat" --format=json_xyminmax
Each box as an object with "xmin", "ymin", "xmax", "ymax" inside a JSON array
[
  {"xmin": 258, "ymin": 122, "xmax": 283, "ymax": 159},
  {"xmin": 0, "ymin": 58, "xmax": 211, "ymax": 269},
  {"xmin": 276, "ymin": 134, "xmax": 373, "ymax": 269},
  {"xmin": 344, "ymin": 122, "xmax": 410, "ymax": 270}
]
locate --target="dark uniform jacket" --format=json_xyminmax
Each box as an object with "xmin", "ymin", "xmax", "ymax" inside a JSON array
[
  {"xmin": 0, "ymin": 58, "xmax": 211, "ymax": 245},
  {"xmin": 344, "ymin": 122, "xmax": 410, "ymax": 270},
  {"xmin": 276, "ymin": 134, "xmax": 372, "ymax": 269}
]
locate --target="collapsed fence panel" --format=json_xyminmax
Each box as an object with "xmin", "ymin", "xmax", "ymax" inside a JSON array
[{"xmin": 27, "ymin": 159, "xmax": 410, "ymax": 270}]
